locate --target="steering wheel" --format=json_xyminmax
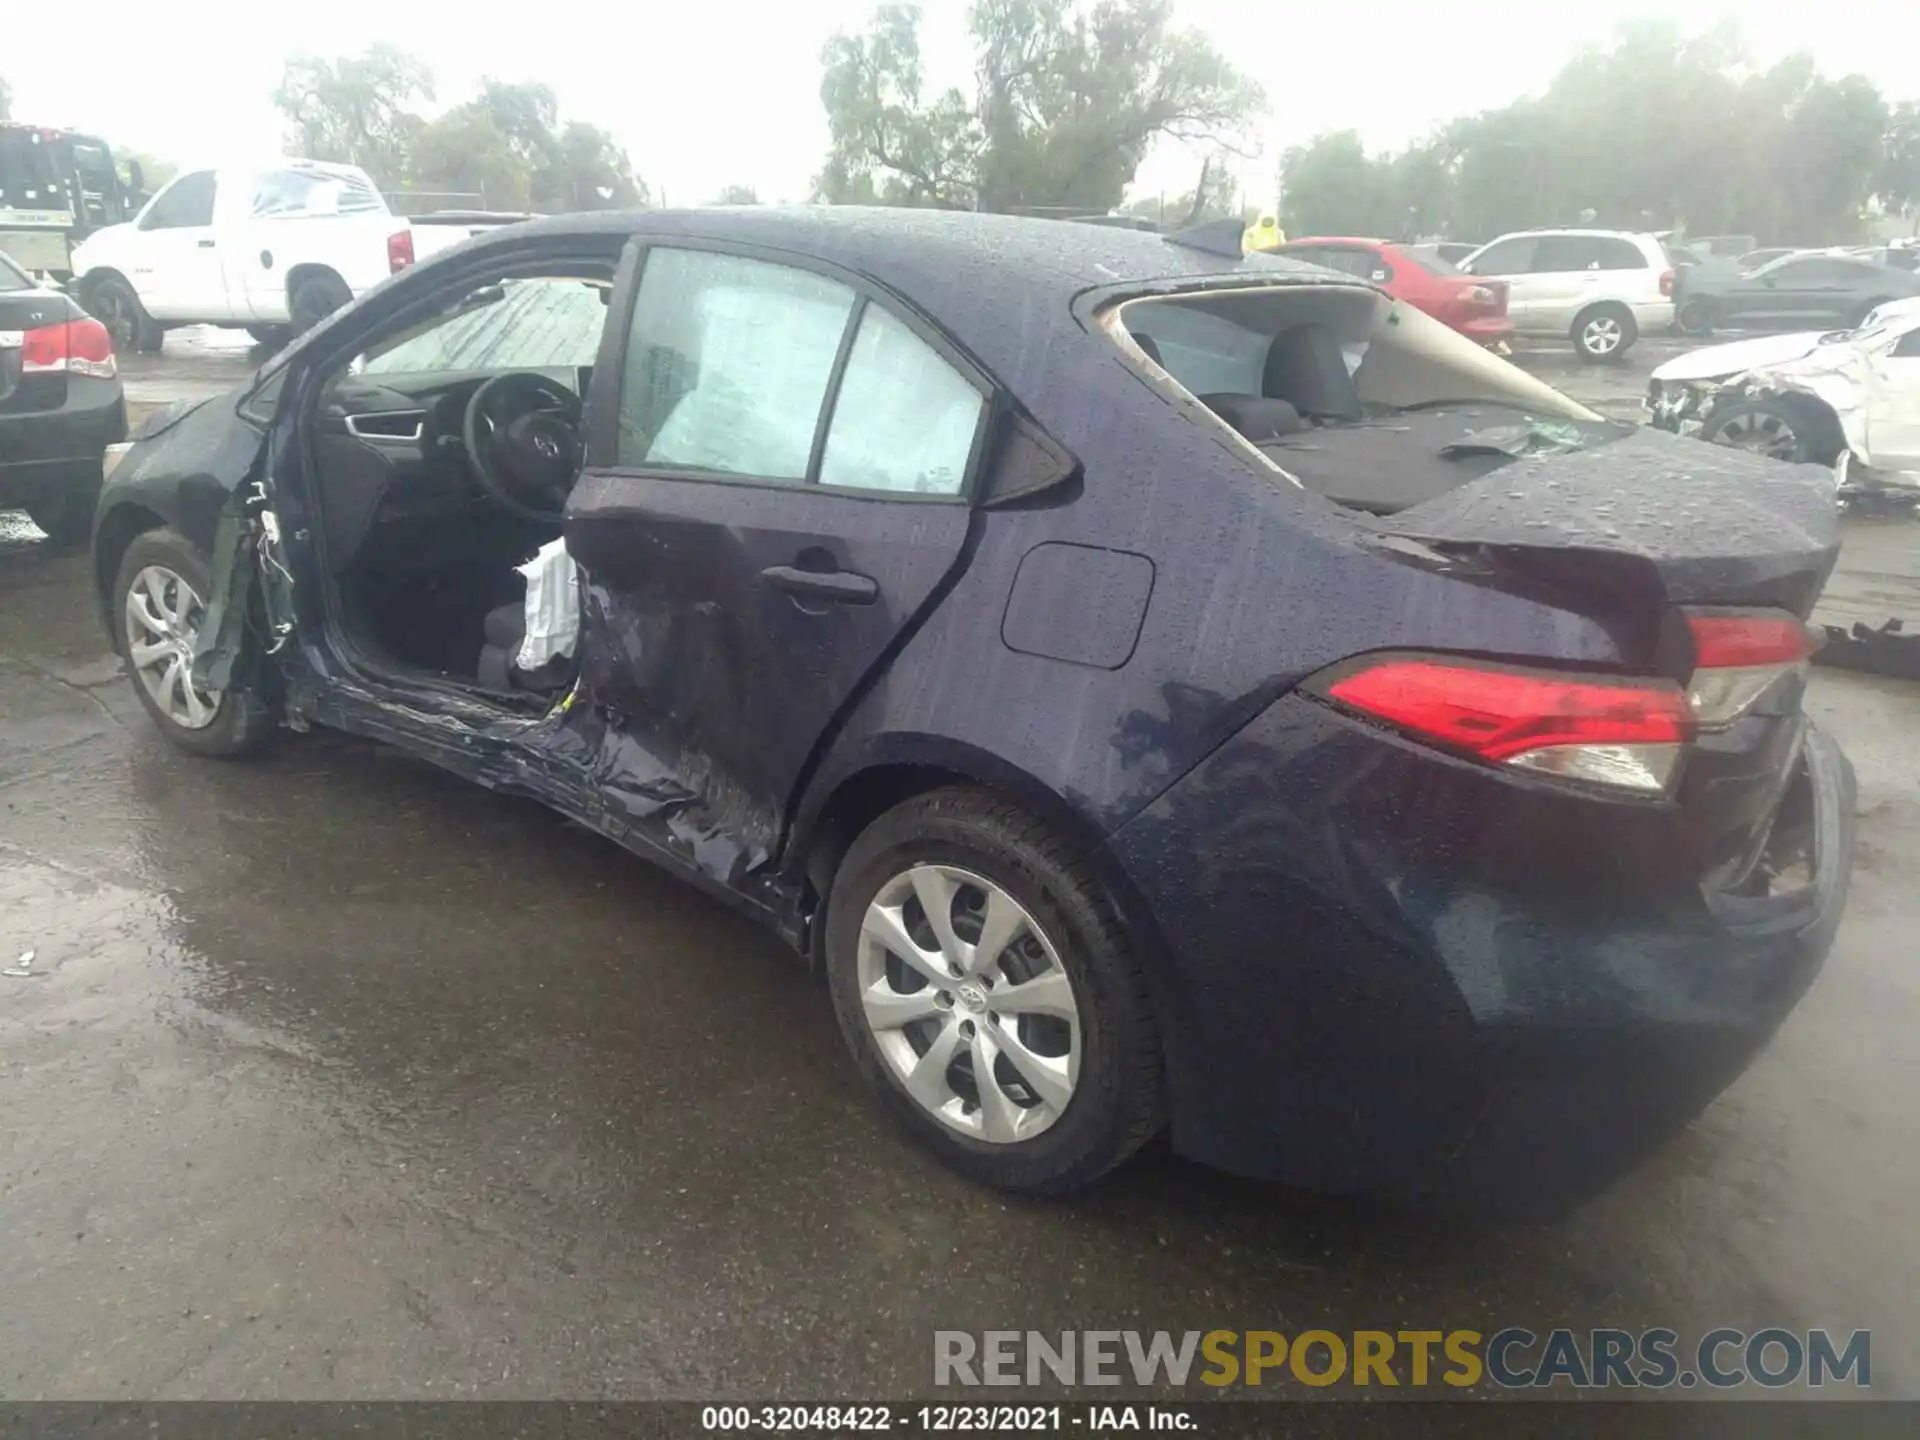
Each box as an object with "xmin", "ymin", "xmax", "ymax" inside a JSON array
[{"xmin": 462, "ymin": 371, "xmax": 584, "ymax": 521}]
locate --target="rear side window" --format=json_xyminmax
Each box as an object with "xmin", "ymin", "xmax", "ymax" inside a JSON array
[
  {"xmin": 1893, "ymin": 328, "xmax": 1920, "ymax": 359},
  {"xmin": 1465, "ymin": 237, "xmax": 1535, "ymax": 275},
  {"xmin": 141, "ymin": 171, "xmax": 216, "ymax": 229},
  {"xmin": 1591, "ymin": 237, "xmax": 1650, "ymax": 270},
  {"xmin": 250, "ymin": 168, "xmax": 384, "ymax": 218},
  {"xmin": 819, "ymin": 305, "xmax": 983, "ymax": 495},
  {"xmin": 619, "ymin": 248, "xmax": 854, "ymax": 480}
]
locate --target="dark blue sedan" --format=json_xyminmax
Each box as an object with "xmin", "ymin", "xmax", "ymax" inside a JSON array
[{"xmin": 91, "ymin": 208, "xmax": 1854, "ymax": 1216}]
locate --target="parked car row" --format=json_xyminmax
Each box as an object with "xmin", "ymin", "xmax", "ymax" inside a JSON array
[{"xmin": 66, "ymin": 206, "xmax": 1856, "ymax": 1218}]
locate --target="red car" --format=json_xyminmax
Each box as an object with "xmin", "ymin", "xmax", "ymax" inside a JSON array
[{"xmin": 1276, "ymin": 237, "xmax": 1513, "ymax": 347}]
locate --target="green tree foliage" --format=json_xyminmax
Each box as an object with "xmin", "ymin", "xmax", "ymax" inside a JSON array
[
  {"xmin": 273, "ymin": 45, "xmax": 433, "ymax": 186},
  {"xmin": 710, "ymin": 184, "xmax": 762, "ymax": 205},
  {"xmin": 272, "ymin": 50, "xmax": 646, "ymax": 211},
  {"xmin": 817, "ymin": 0, "xmax": 1262, "ymax": 214},
  {"xmin": 1883, "ymin": 102, "xmax": 1920, "ymax": 213},
  {"xmin": 1281, "ymin": 22, "xmax": 1907, "ymax": 245}
]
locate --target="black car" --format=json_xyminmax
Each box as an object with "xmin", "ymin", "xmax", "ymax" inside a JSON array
[
  {"xmin": 91, "ymin": 208, "xmax": 1854, "ymax": 1216},
  {"xmin": 1677, "ymin": 251, "xmax": 1920, "ymax": 334},
  {"xmin": 0, "ymin": 250, "xmax": 126, "ymax": 545}
]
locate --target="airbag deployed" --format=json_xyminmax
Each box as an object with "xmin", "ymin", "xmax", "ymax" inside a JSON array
[{"xmin": 516, "ymin": 538, "xmax": 581, "ymax": 670}]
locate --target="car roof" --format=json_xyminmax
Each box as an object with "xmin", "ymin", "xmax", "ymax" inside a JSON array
[
  {"xmin": 1497, "ymin": 228, "xmax": 1656, "ymax": 241},
  {"xmin": 1283, "ymin": 236, "xmax": 1387, "ymax": 248},
  {"xmin": 492, "ymin": 206, "xmax": 1356, "ymax": 393}
]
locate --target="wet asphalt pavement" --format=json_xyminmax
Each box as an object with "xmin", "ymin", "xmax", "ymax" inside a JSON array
[{"xmin": 1, "ymin": 329, "xmax": 1917, "ymax": 1401}]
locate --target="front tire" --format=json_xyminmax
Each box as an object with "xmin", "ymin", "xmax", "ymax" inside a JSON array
[
  {"xmin": 825, "ymin": 788, "xmax": 1163, "ymax": 1194},
  {"xmin": 1701, "ymin": 396, "xmax": 1840, "ymax": 465},
  {"xmin": 113, "ymin": 527, "xmax": 280, "ymax": 758},
  {"xmin": 1572, "ymin": 303, "xmax": 1637, "ymax": 362},
  {"xmin": 83, "ymin": 274, "xmax": 163, "ymax": 354},
  {"xmin": 1677, "ymin": 298, "xmax": 1714, "ymax": 336}
]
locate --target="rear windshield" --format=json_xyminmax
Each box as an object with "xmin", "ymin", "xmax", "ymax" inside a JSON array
[
  {"xmin": 1112, "ymin": 284, "xmax": 1608, "ymax": 514},
  {"xmin": 1402, "ymin": 245, "xmax": 1461, "ymax": 276}
]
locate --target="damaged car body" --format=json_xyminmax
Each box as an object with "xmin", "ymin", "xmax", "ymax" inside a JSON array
[
  {"xmin": 92, "ymin": 208, "xmax": 1855, "ymax": 1217},
  {"xmin": 1648, "ymin": 299, "xmax": 1920, "ymax": 499}
]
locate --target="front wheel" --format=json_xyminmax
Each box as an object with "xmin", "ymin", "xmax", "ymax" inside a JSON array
[
  {"xmin": 113, "ymin": 527, "xmax": 280, "ymax": 758},
  {"xmin": 825, "ymin": 788, "xmax": 1164, "ymax": 1195},
  {"xmin": 1573, "ymin": 304, "xmax": 1637, "ymax": 362},
  {"xmin": 1701, "ymin": 396, "xmax": 1838, "ymax": 465},
  {"xmin": 83, "ymin": 274, "xmax": 163, "ymax": 354}
]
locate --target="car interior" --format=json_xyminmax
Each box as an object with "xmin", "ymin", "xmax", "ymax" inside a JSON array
[
  {"xmin": 307, "ymin": 260, "xmax": 620, "ymax": 702},
  {"xmin": 1118, "ymin": 286, "xmax": 1621, "ymax": 513}
]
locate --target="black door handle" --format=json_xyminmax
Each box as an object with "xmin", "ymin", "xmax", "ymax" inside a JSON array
[
  {"xmin": 197, "ymin": 238, "xmax": 216, "ymax": 248},
  {"xmin": 761, "ymin": 565, "xmax": 878, "ymax": 604}
]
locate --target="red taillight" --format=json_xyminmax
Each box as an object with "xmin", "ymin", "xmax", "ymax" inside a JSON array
[
  {"xmin": 387, "ymin": 228, "xmax": 415, "ymax": 272},
  {"xmin": 1684, "ymin": 610, "xmax": 1816, "ymax": 727},
  {"xmin": 1659, "ymin": 268, "xmax": 1676, "ymax": 298},
  {"xmin": 1320, "ymin": 654, "xmax": 1692, "ymax": 794},
  {"xmin": 20, "ymin": 318, "xmax": 118, "ymax": 380}
]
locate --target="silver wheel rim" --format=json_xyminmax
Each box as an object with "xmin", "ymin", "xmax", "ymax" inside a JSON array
[
  {"xmin": 858, "ymin": 864, "xmax": 1082, "ymax": 1144},
  {"xmin": 1583, "ymin": 316, "xmax": 1623, "ymax": 353},
  {"xmin": 124, "ymin": 565, "xmax": 222, "ymax": 729},
  {"xmin": 1710, "ymin": 409, "xmax": 1799, "ymax": 461}
]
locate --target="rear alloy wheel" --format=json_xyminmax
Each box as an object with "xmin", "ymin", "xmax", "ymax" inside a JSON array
[
  {"xmin": 113, "ymin": 527, "xmax": 279, "ymax": 758},
  {"xmin": 1702, "ymin": 398, "xmax": 1816, "ymax": 464},
  {"xmin": 1573, "ymin": 304, "xmax": 1637, "ymax": 362},
  {"xmin": 825, "ymin": 788, "xmax": 1163, "ymax": 1194}
]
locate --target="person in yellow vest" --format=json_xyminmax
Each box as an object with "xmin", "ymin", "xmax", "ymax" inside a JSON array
[{"xmin": 1242, "ymin": 214, "xmax": 1286, "ymax": 253}]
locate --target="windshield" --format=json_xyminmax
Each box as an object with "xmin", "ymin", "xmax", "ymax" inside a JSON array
[
  {"xmin": 357, "ymin": 277, "xmax": 609, "ymax": 376},
  {"xmin": 0, "ymin": 129, "xmax": 63, "ymax": 211}
]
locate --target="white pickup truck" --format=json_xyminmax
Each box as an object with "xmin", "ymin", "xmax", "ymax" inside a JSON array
[{"xmin": 69, "ymin": 158, "xmax": 526, "ymax": 353}]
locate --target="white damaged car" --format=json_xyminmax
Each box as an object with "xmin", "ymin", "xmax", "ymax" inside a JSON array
[{"xmin": 1647, "ymin": 297, "xmax": 1920, "ymax": 497}]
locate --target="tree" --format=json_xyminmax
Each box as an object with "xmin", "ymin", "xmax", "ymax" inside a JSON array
[
  {"xmin": 272, "ymin": 45, "xmax": 434, "ymax": 186},
  {"xmin": 1883, "ymin": 102, "xmax": 1920, "ymax": 215},
  {"xmin": 272, "ymin": 51, "xmax": 647, "ymax": 212},
  {"xmin": 817, "ymin": 0, "xmax": 1263, "ymax": 214},
  {"xmin": 711, "ymin": 184, "xmax": 762, "ymax": 205}
]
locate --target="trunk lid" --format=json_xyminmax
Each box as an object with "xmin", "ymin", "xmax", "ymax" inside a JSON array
[
  {"xmin": 1378, "ymin": 424, "xmax": 1838, "ymax": 896},
  {"xmin": 0, "ymin": 285, "xmax": 78, "ymax": 411},
  {"xmin": 1381, "ymin": 424, "xmax": 1838, "ymax": 617}
]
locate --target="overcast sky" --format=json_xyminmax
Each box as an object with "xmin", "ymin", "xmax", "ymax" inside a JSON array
[{"xmin": 11, "ymin": 0, "xmax": 1915, "ymax": 207}]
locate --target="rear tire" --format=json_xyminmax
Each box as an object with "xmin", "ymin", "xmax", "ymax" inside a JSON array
[
  {"xmin": 824, "ymin": 787, "xmax": 1164, "ymax": 1195},
  {"xmin": 245, "ymin": 324, "xmax": 292, "ymax": 350},
  {"xmin": 288, "ymin": 273, "xmax": 352, "ymax": 336},
  {"xmin": 1677, "ymin": 298, "xmax": 1714, "ymax": 336},
  {"xmin": 1572, "ymin": 303, "xmax": 1637, "ymax": 362},
  {"xmin": 112, "ymin": 527, "xmax": 280, "ymax": 759},
  {"xmin": 82, "ymin": 273, "xmax": 163, "ymax": 354},
  {"xmin": 25, "ymin": 480, "xmax": 100, "ymax": 551}
]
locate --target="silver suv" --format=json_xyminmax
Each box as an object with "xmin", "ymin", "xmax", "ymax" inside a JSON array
[{"xmin": 1460, "ymin": 229, "xmax": 1677, "ymax": 361}]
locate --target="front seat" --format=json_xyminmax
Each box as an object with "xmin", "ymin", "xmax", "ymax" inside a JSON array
[
  {"xmin": 1262, "ymin": 323, "xmax": 1361, "ymax": 423},
  {"xmin": 478, "ymin": 601, "xmax": 573, "ymax": 693}
]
